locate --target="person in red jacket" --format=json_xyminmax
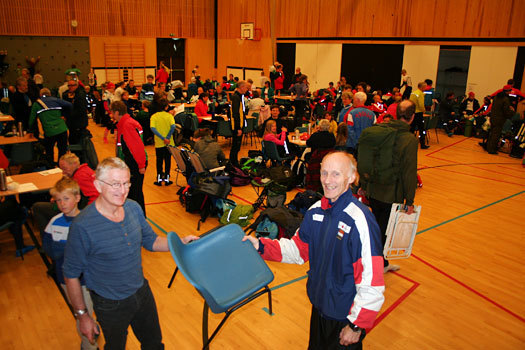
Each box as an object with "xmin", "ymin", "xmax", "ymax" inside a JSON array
[
  {"xmin": 194, "ymin": 92, "xmax": 211, "ymax": 122},
  {"xmin": 111, "ymin": 100, "xmax": 148, "ymax": 215},
  {"xmin": 59, "ymin": 153, "xmax": 99, "ymax": 205},
  {"xmin": 155, "ymin": 61, "xmax": 169, "ymax": 86}
]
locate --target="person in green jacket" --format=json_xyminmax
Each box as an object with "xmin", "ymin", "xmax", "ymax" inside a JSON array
[
  {"xmin": 29, "ymin": 88, "xmax": 72, "ymax": 165},
  {"xmin": 366, "ymin": 100, "xmax": 419, "ymax": 273}
]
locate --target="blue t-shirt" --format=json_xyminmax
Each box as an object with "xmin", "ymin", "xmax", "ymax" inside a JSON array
[
  {"xmin": 43, "ymin": 213, "xmax": 75, "ymax": 284},
  {"xmin": 63, "ymin": 200, "xmax": 158, "ymax": 300}
]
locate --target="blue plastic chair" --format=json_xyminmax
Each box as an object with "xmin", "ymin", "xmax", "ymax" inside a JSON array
[{"xmin": 167, "ymin": 224, "xmax": 274, "ymax": 349}]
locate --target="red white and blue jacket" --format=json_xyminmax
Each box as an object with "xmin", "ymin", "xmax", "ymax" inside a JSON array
[{"xmin": 259, "ymin": 189, "xmax": 385, "ymax": 329}]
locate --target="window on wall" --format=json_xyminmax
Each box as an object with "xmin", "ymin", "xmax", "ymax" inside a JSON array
[{"xmin": 103, "ymin": 43, "xmax": 146, "ymax": 82}]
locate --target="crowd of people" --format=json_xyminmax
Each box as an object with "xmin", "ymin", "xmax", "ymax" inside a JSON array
[{"xmin": 0, "ymin": 56, "xmax": 524, "ymax": 349}]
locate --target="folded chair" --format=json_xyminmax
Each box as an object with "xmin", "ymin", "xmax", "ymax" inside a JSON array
[
  {"xmin": 168, "ymin": 146, "xmax": 191, "ymax": 186},
  {"xmin": 167, "ymin": 224, "xmax": 274, "ymax": 349}
]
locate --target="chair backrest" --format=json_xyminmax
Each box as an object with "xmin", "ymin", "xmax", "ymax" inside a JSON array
[
  {"xmin": 168, "ymin": 146, "xmax": 187, "ymax": 173},
  {"xmin": 187, "ymin": 151, "xmax": 206, "ymax": 173},
  {"xmin": 167, "ymin": 224, "xmax": 274, "ymax": 314},
  {"xmin": 217, "ymin": 120, "xmax": 232, "ymax": 137},
  {"xmin": 9, "ymin": 143, "xmax": 34, "ymax": 166},
  {"xmin": 427, "ymin": 114, "xmax": 439, "ymax": 129},
  {"xmin": 262, "ymin": 140, "xmax": 283, "ymax": 162}
]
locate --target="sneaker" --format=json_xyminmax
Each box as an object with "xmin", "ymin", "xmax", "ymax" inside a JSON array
[
  {"xmin": 164, "ymin": 174, "xmax": 173, "ymax": 186},
  {"xmin": 383, "ymin": 264, "xmax": 400, "ymax": 273},
  {"xmin": 420, "ymin": 145, "xmax": 430, "ymax": 150},
  {"xmin": 153, "ymin": 174, "xmax": 163, "ymax": 186},
  {"xmin": 16, "ymin": 245, "xmax": 35, "ymax": 258}
]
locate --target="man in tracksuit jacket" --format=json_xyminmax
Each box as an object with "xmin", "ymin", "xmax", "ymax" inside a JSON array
[
  {"xmin": 29, "ymin": 88, "xmax": 72, "ymax": 165},
  {"xmin": 111, "ymin": 101, "xmax": 148, "ymax": 215},
  {"xmin": 244, "ymin": 152, "xmax": 385, "ymax": 349},
  {"xmin": 229, "ymin": 81, "xmax": 248, "ymax": 167}
]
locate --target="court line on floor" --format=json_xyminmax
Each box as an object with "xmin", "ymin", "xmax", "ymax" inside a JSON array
[
  {"xmin": 425, "ymin": 137, "xmax": 470, "ymax": 157},
  {"xmin": 427, "ymin": 154, "xmax": 525, "ymax": 180},
  {"xmin": 370, "ymin": 272, "xmax": 420, "ymax": 332},
  {"xmin": 425, "ymin": 138, "xmax": 525, "ymax": 179},
  {"xmin": 411, "ymin": 254, "xmax": 525, "ymax": 323},
  {"xmin": 146, "ymin": 200, "xmax": 180, "ymax": 206},
  {"xmin": 417, "ymin": 190, "xmax": 525, "ymax": 235}
]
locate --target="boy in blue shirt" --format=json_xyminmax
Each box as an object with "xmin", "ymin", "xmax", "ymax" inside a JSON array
[{"xmin": 43, "ymin": 177, "xmax": 98, "ymax": 350}]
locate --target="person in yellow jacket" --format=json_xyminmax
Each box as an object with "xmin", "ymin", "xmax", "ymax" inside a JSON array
[{"xmin": 409, "ymin": 81, "xmax": 429, "ymax": 149}]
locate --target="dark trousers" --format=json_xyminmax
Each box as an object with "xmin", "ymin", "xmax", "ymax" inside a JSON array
[
  {"xmin": 69, "ymin": 128, "xmax": 84, "ymax": 145},
  {"xmin": 128, "ymin": 168, "xmax": 145, "ymax": 216},
  {"xmin": 368, "ymin": 197, "xmax": 392, "ymax": 267},
  {"xmin": 155, "ymin": 147, "xmax": 171, "ymax": 177},
  {"xmin": 294, "ymin": 99, "xmax": 307, "ymax": 127},
  {"xmin": 43, "ymin": 131, "xmax": 68, "ymax": 165},
  {"xmin": 410, "ymin": 112, "xmax": 426, "ymax": 147},
  {"xmin": 486, "ymin": 118, "xmax": 505, "ymax": 153},
  {"xmin": 229, "ymin": 132, "xmax": 243, "ymax": 166},
  {"xmin": 90, "ymin": 279, "xmax": 164, "ymax": 350},
  {"xmin": 308, "ymin": 306, "xmax": 365, "ymax": 350}
]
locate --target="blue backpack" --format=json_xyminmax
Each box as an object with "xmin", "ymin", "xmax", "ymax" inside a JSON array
[{"xmin": 255, "ymin": 217, "xmax": 279, "ymax": 239}]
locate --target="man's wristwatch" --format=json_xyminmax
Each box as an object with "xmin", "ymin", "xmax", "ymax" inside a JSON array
[
  {"xmin": 347, "ymin": 320, "xmax": 363, "ymax": 332},
  {"xmin": 74, "ymin": 309, "xmax": 88, "ymax": 318}
]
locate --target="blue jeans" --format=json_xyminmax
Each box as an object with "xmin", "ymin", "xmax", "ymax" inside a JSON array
[{"xmin": 90, "ymin": 279, "xmax": 164, "ymax": 350}]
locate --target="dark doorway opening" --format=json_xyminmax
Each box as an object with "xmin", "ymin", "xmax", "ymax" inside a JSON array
[
  {"xmin": 276, "ymin": 43, "xmax": 296, "ymax": 91},
  {"xmin": 156, "ymin": 38, "xmax": 185, "ymax": 83},
  {"xmin": 341, "ymin": 44, "xmax": 404, "ymax": 93},
  {"xmin": 435, "ymin": 46, "xmax": 471, "ymax": 101}
]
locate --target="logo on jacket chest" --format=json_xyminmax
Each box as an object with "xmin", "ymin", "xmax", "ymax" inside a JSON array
[{"xmin": 337, "ymin": 221, "xmax": 351, "ymax": 240}]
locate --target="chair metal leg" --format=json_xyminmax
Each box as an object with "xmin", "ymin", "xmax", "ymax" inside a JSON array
[
  {"xmin": 266, "ymin": 285, "xmax": 273, "ymax": 315},
  {"xmin": 201, "ymin": 286, "xmax": 273, "ymax": 349},
  {"xmin": 167, "ymin": 267, "xmax": 179, "ymax": 288}
]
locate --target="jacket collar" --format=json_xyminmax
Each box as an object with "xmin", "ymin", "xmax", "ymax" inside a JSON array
[{"xmin": 320, "ymin": 189, "xmax": 354, "ymax": 210}]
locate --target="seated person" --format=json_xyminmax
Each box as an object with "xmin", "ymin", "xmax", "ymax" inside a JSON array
[
  {"xmin": 439, "ymin": 92, "xmax": 458, "ymax": 137},
  {"xmin": 195, "ymin": 92, "xmax": 212, "ymax": 121},
  {"xmin": 140, "ymin": 74, "xmax": 155, "ymax": 101},
  {"xmin": 193, "ymin": 128, "xmax": 226, "ymax": 169},
  {"xmin": 121, "ymin": 91, "xmax": 136, "ymax": 115},
  {"xmin": 377, "ymin": 113, "xmax": 394, "ymax": 124},
  {"xmin": 187, "ymin": 77, "xmax": 199, "ymax": 100},
  {"xmin": 263, "ymin": 120, "xmax": 293, "ymax": 158},
  {"xmin": 248, "ymin": 90, "xmax": 265, "ymax": 116},
  {"xmin": 460, "ymin": 92, "xmax": 480, "ymax": 116},
  {"xmin": 324, "ymin": 111, "xmax": 338, "ymax": 137},
  {"xmin": 259, "ymin": 104, "xmax": 284, "ymax": 137},
  {"xmin": 306, "ymin": 119, "xmax": 336, "ymax": 152},
  {"xmin": 0, "ymin": 197, "xmax": 35, "ymax": 257},
  {"xmin": 335, "ymin": 122, "xmax": 348, "ymax": 151}
]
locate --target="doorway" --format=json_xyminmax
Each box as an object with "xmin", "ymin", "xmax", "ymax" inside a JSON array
[
  {"xmin": 156, "ymin": 38, "xmax": 185, "ymax": 83},
  {"xmin": 435, "ymin": 46, "xmax": 471, "ymax": 101}
]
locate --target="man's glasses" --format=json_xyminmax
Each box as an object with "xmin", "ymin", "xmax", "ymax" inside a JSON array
[{"xmin": 98, "ymin": 179, "xmax": 131, "ymax": 189}]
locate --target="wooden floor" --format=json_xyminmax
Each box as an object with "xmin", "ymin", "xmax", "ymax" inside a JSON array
[{"xmin": 1, "ymin": 120, "xmax": 524, "ymax": 349}]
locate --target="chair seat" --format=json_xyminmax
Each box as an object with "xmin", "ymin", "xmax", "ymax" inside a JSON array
[{"xmin": 168, "ymin": 224, "xmax": 274, "ymax": 314}]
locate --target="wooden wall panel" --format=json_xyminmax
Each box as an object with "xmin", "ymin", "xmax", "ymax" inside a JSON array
[
  {"xmin": 0, "ymin": 0, "xmax": 214, "ymax": 38},
  {"xmin": 217, "ymin": 0, "xmax": 271, "ymax": 39},
  {"xmin": 275, "ymin": 0, "xmax": 525, "ymax": 38}
]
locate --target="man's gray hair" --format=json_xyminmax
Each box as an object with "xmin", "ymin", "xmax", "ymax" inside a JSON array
[
  {"xmin": 319, "ymin": 119, "xmax": 331, "ymax": 131},
  {"xmin": 96, "ymin": 157, "xmax": 129, "ymax": 180},
  {"xmin": 354, "ymin": 91, "xmax": 367, "ymax": 103}
]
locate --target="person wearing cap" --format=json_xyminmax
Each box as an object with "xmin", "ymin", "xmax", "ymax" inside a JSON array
[
  {"xmin": 486, "ymin": 85, "xmax": 515, "ymax": 154},
  {"xmin": 460, "ymin": 92, "xmax": 480, "ymax": 116},
  {"xmin": 63, "ymin": 79, "xmax": 88, "ymax": 145}
]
